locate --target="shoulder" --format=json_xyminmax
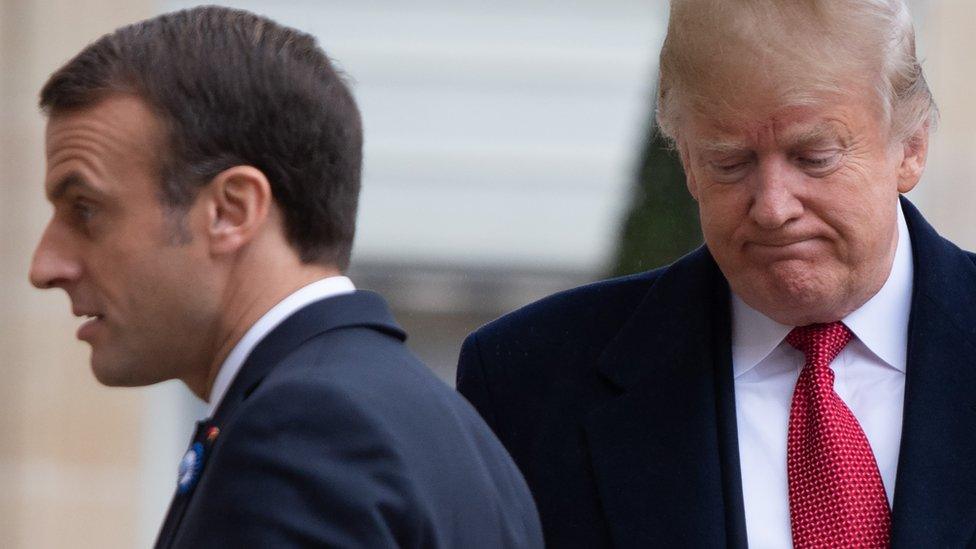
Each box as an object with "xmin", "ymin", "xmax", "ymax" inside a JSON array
[
  {"xmin": 226, "ymin": 362, "xmax": 407, "ymax": 460},
  {"xmin": 208, "ymin": 332, "xmax": 543, "ymax": 547},
  {"xmin": 234, "ymin": 327, "xmax": 519, "ymax": 473},
  {"xmin": 246, "ymin": 329, "xmax": 457, "ymax": 437},
  {"xmin": 456, "ymin": 268, "xmax": 668, "ymax": 430},
  {"xmin": 209, "ymin": 335, "xmax": 473, "ymax": 509},
  {"xmin": 471, "ymin": 269, "xmax": 664, "ymax": 352}
]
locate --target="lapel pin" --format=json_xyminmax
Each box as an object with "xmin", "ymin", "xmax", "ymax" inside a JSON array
[
  {"xmin": 177, "ymin": 442, "xmax": 205, "ymax": 494},
  {"xmin": 206, "ymin": 426, "xmax": 220, "ymax": 443}
]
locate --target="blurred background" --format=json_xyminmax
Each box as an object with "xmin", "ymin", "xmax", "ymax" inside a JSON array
[{"xmin": 0, "ymin": 0, "xmax": 972, "ymax": 546}]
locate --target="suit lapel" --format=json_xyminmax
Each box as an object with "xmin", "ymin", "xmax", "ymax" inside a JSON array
[
  {"xmin": 154, "ymin": 291, "xmax": 405, "ymax": 549},
  {"xmin": 892, "ymin": 198, "xmax": 976, "ymax": 547},
  {"xmin": 583, "ymin": 249, "xmax": 747, "ymax": 548}
]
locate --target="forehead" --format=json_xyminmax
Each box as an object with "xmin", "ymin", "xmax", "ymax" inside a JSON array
[{"xmin": 44, "ymin": 94, "xmax": 163, "ymax": 199}]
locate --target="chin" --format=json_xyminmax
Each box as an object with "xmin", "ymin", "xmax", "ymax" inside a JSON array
[
  {"xmin": 91, "ymin": 364, "xmax": 132, "ymax": 387},
  {"xmin": 745, "ymin": 264, "xmax": 847, "ymax": 325},
  {"xmin": 90, "ymin": 353, "xmax": 155, "ymax": 388}
]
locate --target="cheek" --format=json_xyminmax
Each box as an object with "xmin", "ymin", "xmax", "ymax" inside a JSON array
[
  {"xmin": 84, "ymin": 249, "xmax": 142, "ymax": 308},
  {"xmin": 102, "ymin": 243, "xmax": 207, "ymax": 314},
  {"xmin": 842, "ymin": 210, "xmax": 895, "ymax": 262},
  {"xmin": 818, "ymin": 186, "xmax": 897, "ymax": 259},
  {"xmin": 155, "ymin": 251, "xmax": 220, "ymax": 317},
  {"xmin": 698, "ymin": 190, "xmax": 748, "ymax": 245}
]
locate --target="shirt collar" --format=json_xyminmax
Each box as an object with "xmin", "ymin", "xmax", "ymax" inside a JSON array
[
  {"xmin": 204, "ymin": 276, "xmax": 356, "ymax": 416},
  {"xmin": 732, "ymin": 201, "xmax": 913, "ymax": 377}
]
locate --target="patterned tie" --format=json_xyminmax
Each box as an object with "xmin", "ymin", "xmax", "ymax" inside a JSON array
[{"xmin": 786, "ymin": 322, "xmax": 891, "ymax": 548}]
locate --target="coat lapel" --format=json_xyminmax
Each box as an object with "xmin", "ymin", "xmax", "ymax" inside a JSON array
[
  {"xmin": 154, "ymin": 290, "xmax": 405, "ymax": 549},
  {"xmin": 891, "ymin": 198, "xmax": 976, "ymax": 547},
  {"xmin": 583, "ymin": 248, "xmax": 747, "ymax": 548}
]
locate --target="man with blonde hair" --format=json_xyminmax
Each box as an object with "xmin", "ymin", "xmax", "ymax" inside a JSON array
[{"xmin": 458, "ymin": 0, "xmax": 974, "ymax": 546}]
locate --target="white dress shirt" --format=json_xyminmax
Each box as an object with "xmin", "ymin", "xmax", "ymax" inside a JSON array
[
  {"xmin": 204, "ymin": 276, "xmax": 356, "ymax": 417},
  {"xmin": 733, "ymin": 203, "xmax": 913, "ymax": 549}
]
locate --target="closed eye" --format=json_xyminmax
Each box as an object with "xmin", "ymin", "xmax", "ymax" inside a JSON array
[
  {"xmin": 707, "ymin": 159, "xmax": 752, "ymax": 182},
  {"xmin": 794, "ymin": 151, "xmax": 842, "ymax": 175},
  {"xmin": 797, "ymin": 156, "xmax": 832, "ymax": 168}
]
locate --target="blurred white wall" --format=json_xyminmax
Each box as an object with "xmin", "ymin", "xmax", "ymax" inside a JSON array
[
  {"xmin": 909, "ymin": 0, "xmax": 976, "ymax": 249},
  {"xmin": 0, "ymin": 3, "xmax": 154, "ymax": 547},
  {"xmin": 165, "ymin": 0, "xmax": 668, "ymax": 272}
]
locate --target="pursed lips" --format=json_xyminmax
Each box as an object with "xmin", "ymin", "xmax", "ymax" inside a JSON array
[{"xmin": 744, "ymin": 236, "xmax": 823, "ymax": 256}]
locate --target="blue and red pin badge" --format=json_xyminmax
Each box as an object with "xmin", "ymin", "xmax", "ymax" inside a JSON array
[{"xmin": 177, "ymin": 426, "xmax": 220, "ymax": 494}]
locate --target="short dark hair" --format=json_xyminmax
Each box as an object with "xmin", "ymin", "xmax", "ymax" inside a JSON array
[{"xmin": 40, "ymin": 6, "xmax": 362, "ymax": 269}]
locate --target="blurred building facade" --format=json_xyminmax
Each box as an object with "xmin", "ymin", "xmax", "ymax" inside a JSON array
[{"xmin": 1, "ymin": 0, "xmax": 973, "ymax": 546}]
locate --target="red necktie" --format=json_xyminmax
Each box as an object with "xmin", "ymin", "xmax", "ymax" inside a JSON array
[{"xmin": 786, "ymin": 322, "xmax": 891, "ymax": 548}]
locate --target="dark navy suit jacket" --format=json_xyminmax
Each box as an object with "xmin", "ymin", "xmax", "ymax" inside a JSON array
[
  {"xmin": 155, "ymin": 291, "xmax": 543, "ymax": 548},
  {"xmin": 457, "ymin": 197, "xmax": 976, "ymax": 548}
]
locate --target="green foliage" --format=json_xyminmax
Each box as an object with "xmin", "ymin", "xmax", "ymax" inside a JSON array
[{"xmin": 609, "ymin": 125, "xmax": 702, "ymax": 276}]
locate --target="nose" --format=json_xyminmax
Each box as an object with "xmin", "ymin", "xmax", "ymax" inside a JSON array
[
  {"xmin": 749, "ymin": 158, "xmax": 804, "ymax": 229},
  {"xmin": 29, "ymin": 222, "xmax": 82, "ymax": 289}
]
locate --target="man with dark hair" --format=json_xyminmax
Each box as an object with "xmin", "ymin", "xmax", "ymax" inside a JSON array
[
  {"xmin": 30, "ymin": 6, "xmax": 542, "ymax": 548},
  {"xmin": 458, "ymin": 0, "xmax": 976, "ymax": 547}
]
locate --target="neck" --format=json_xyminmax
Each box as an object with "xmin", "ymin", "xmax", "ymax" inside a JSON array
[{"xmin": 182, "ymin": 255, "xmax": 341, "ymax": 401}]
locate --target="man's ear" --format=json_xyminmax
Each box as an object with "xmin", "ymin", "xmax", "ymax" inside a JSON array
[
  {"xmin": 205, "ymin": 166, "xmax": 272, "ymax": 255},
  {"xmin": 897, "ymin": 122, "xmax": 930, "ymax": 194},
  {"xmin": 677, "ymin": 142, "xmax": 700, "ymax": 201}
]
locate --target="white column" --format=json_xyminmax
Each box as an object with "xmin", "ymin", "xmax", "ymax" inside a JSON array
[
  {"xmin": 910, "ymin": 0, "xmax": 976, "ymax": 249},
  {"xmin": 0, "ymin": 1, "xmax": 154, "ymax": 547}
]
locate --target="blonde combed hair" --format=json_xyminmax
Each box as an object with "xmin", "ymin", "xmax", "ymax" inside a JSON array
[{"xmin": 656, "ymin": 0, "xmax": 937, "ymax": 145}]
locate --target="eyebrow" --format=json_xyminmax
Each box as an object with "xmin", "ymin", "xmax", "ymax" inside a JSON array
[
  {"xmin": 784, "ymin": 123, "xmax": 846, "ymax": 149},
  {"xmin": 47, "ymin": 173, "xmax": 104, "ymax": 202},
  {"xmin": 697, "ymin": 139, "xmax": 751, "ymax": 156},
  {"xmin": 695, "ymin": 122, "xmax": 848, "ymax": 156}
]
